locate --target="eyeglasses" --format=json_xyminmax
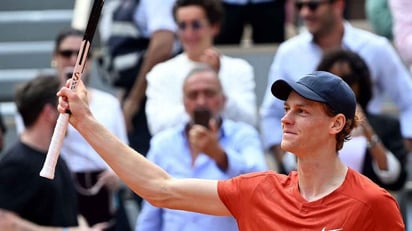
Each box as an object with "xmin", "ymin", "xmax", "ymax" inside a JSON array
[
  {"xmin": 58, "ymin": 49, "xmax": 91, "ymax": 59},
  {"xmin": 295, "ymin": 1, "xmax": 331, "ymax": 12},
  {"xmin": 177, "ymin": 20, "xmax": 205, "ymax": 31}
]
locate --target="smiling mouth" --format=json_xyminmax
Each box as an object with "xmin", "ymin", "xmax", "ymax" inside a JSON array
[{"xmin": 283, "ymin": 131, "xmax": 297, "ymax": 136}]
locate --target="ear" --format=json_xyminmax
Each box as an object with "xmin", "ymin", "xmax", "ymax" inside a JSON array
[
  {"xmin": 211, "ymin": 23, "xmax": 221, "ymax": 37},
  {"xmin": 330, "ymin": 114, "xmax": 345, "ymax": 135},
  {"xmin": 43, "ymin": 103, "xmax": 58, "ymax": 122}
]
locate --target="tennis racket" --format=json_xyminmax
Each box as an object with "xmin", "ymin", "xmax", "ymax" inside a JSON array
[{"xmin": 40, "ymin": 0, "xmax": 104, "ymax": 179}]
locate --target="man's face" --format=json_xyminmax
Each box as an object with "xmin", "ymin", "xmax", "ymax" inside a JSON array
[
  {"xmin": 295, "ymin": 0, "xmax": 337, "ymax": 36},
  {"xmin": 53, "ymin": 35, "xmax": 91, "ymax": 85},
  {"xmin": 176, "ymin": 6, "xmax": 219, "ymax": 57},
  {"xmin": 183, "ymin": 70, "xmax": 225, "ymax": 120},
  {"xmin": 280, "ymin": 91, "xmax": 334, "ymax": 155}
]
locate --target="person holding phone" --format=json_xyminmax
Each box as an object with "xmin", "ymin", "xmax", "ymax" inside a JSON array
[{"xmin": 135, "ymin": 65, "xmax": 267, "ymax": 231}]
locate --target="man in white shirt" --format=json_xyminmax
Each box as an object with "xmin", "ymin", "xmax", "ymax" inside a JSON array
[
  {"xmin": 145, "ymin": 0, "xmax": 257, "ymax": 136},
  {"xmin": 260, "ymin": 0, "xmax": 412, "ymax": 172}
]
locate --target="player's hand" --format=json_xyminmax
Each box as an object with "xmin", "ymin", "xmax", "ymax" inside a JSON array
[{"xmin": 57, "ymin": 79, "xmax": 91, "ymax": 127}]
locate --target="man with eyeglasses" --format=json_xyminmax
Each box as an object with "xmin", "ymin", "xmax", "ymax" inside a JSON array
[
  {"xmin": 14, "ymin": 28, "xmax": 130, "ymax": 230},
  {"xmin": 136, "ymin": 66, "xmax": 267, "ymax": 231},
  {"xmin": 145, "ymin": 0, "xmax": 258, "ymax": 136},
  {"xmin": 260, "ymin": 0, "xmax": 412, "ymax": 174}
]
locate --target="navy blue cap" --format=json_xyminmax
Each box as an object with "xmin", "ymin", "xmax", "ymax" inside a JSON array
[{"xmin": 271, "ymin": 71, "xmax": 356, "ymax": 120}]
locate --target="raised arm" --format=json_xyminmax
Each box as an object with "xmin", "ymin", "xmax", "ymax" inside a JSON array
[{"xmin": 56, "ymin": 81, "xmax": 230, "ymax": 216}]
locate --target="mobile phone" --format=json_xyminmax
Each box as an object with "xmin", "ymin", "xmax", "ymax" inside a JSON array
[{"xmin": 193, "ymin": 107, "xmax": 211, "ymax": 129}]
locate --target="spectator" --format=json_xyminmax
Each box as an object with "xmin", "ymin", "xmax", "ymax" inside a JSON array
[
  {"xmin": 365, "ymin": 0, "xmax": 393, "ymax": 39},
  {"xmin": 281, "ymin": 49, "xmax": 408, "ymax": 191},
  {"xmin": 389, "ymin": 0, "xmax": 412, "ymax": 70},
  {"xmin": 146, "ymin": 0, "xmax": 257, "ymax": 136},
  {"xmin": 260, "ymin": 0, "xmax": 412, "ymax": 173},
  {"xmin": 214, "ymin": 0, "xmax": 294, "ymax": 45},
  {"xmin": 100, "ymin": 0, "xmax": 179, "ymax": 156},
  {"xmin": 0, "ymin": 75, "xmax": 105, "ymax": 231},
  {"xmin": 136, "ymin": 66, "xmax": 267, "ymax": 231},
  {"xmin": 51, "ymin": 28, "xmax": 129, "ymax": 230},
  {"xmin": 0, "ymin": 112, "xmax": 6, "ymax": 153},
  {"xmin": 56, "ymin": 72, "xmax": 405, "ymax": 230}
]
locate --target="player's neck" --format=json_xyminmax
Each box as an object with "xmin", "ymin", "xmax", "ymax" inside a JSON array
[{"xmin": 297, "ymin": 157, "xmax": 347, "ymax": 202}]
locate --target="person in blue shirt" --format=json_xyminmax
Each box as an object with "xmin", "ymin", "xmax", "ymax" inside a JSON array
[
  {"xmin": 135, "ymin": 65, "xmax": 268, "ymax": 231},
  {"xmin": 260, "ymin": 0, "xmax": 412, "ymax": 173}
]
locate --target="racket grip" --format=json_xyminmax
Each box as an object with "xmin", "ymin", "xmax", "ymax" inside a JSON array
[{"xmin": 40, "ymin": 113, "xmax": 70, "ymax": 179}]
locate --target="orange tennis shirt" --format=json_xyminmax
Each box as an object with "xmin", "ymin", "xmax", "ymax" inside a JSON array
[{"xmin": 218, "ymin": 168, "xmax": 404, "ymax": 230}]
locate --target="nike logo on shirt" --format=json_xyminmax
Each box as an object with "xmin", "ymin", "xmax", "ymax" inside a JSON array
[{"xmin": 322, "ymin": 228, "xmax": 343, "ymax": 231}]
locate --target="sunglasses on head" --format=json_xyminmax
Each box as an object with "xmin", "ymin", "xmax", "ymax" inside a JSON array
[
  {"xmin": 177, "ymin": 20, "xmax": 205, "ymax": 31},
  {"xmin": 295, "ymin": 0, "xmax": 331, "ymax": 11},
  {"xmin": 58, "ymin": 49, "xmax": 91, "ymax": 59}
]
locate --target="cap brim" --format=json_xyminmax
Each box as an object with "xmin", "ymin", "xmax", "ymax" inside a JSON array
[{"xmin": 271, "ymin": 79, "xmax": 326, "ymax": 103}]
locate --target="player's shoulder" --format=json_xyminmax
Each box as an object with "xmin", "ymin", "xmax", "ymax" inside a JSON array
[
  {"xmin": 232, "ymin": 170, "xmax": 292, "ymax": 184},
  {"xmin": 344, "ymin": 168, "xmax": 393, "ymax": 203}
]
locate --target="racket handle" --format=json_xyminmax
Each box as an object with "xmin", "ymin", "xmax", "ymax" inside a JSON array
[{"xmin": 40, "ymin": 113, "xmax": 70, "ymax": 179}]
